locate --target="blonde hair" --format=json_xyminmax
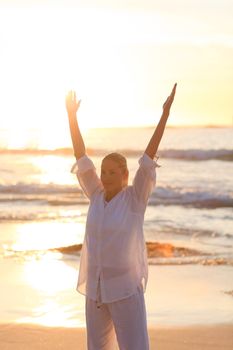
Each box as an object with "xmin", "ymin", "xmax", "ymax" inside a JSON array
[
  {"xmin": 102, "ymin": 152, "xmax": 127, "ymax": 171},
  {"xmin": 102, "ymin": 153, "xmax": 129, "ymax": 186}
]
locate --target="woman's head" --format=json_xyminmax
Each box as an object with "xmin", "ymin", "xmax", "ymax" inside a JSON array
[{"xmin": 101, "ymin": 153, "xmax": 129, "ymax": 192}]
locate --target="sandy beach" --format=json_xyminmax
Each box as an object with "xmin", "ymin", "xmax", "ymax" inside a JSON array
[
  {"xmin": 0, "ymin": 323, "xmax": 233, "ymax": 350},
  {"xmin": 1, "ymin": 257, "xmax": 233, "ymax": 349}
]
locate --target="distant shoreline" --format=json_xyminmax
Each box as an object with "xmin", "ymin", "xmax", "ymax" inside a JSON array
[{"xmin": 0, "ymin": 125, "xmax": 232, "ymax": 132}]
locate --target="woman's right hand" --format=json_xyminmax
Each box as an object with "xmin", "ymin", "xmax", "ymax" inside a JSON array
[{"xmin": 65, "ymin": 90, "xmax": 81, "ymax": 117}]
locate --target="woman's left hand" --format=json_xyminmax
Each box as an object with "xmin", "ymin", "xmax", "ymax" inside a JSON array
[{"xmin": 163, "ymin": 83, "xmax": 177, "ymax": 115}]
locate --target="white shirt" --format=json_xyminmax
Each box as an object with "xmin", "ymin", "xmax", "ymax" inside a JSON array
[{"xmin": 71, "ymin": 153, "xmax": 159, "ymax": 303}]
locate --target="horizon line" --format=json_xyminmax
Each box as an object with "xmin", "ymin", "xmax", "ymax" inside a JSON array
[{"xmin": 0, "ymin": 124, "xmax": 232, "ymax": 131}]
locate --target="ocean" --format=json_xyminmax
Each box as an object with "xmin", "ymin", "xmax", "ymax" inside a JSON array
[{"xmin": 0, "ymin": 126, "xmax": 232, "ymax": 267}]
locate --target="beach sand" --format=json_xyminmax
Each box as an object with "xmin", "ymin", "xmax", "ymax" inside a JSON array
[
  {"xmin": 0, "ymin": 323, "xmax": 233, "ymax": 349},
  {"xmin": 1, "ymin": 234, "xmax": 233, "ymax": 349}
]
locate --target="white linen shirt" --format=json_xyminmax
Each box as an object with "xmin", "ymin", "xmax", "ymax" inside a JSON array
[{"xmin": 71, "ymin": 153, "xmax": 159, "ymax": 303}]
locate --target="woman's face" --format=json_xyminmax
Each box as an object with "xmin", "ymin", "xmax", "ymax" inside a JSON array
[{"xmin": 101, "ymin": 159, "xmax": 128, "ymax": 193}]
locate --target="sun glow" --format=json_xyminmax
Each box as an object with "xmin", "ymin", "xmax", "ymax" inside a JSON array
[
  {"xmin": 11, "ymin": 222, "xmax": 85, "ymax": 252},
  {"xmin": 0, "ymin": 6, "xmax": 149, "ymax": 133},
  {"xmin": 17, "ymin": 257, "xmax": 86, "ymax": 328},
  {"xmin": 0, "ymin": 1, "xmax": 232, "ymax": 148}
]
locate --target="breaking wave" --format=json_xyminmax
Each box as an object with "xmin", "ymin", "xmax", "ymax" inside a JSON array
[
  {"xmin": 149, "ymin": 187, "xmax": 233, "ymax": 208},
  {"xmin": 0, "ymin": 183, "xmax": 232, "ymax": 212}
]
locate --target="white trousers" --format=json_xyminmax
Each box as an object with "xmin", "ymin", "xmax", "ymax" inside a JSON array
[{"xmin": 85, "ymin": 282, "xmax": 150, "ymax": 350}]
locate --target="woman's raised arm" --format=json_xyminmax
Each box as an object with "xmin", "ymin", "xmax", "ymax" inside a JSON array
[
  {"xmin": 145, "ymin": 83, "xmax": 177, "ymax": 159},
  {"xmin": 66, "ymin": 90, "xmax": 85, "ymax": 160}
]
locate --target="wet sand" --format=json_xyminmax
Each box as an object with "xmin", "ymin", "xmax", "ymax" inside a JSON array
[
  {"xmin": 1, "ymin": 259, "xmax": 233, "ymax": 327},
  {"xmin": 0, "ymin": 323, "xmax": 232, "ymax": 349}
]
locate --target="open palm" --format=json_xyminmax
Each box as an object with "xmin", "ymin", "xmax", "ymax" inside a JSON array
[{"xmin": 65, "ymin": 90, "xmax": 81, "ymax": 116}]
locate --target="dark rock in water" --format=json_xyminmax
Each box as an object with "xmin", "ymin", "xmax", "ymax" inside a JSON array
[
  {"xmin": 51, "ymin": 241, "xmax": 202, "ymax": 259},
  {"xmin": 51, "ymin": 244, "xmax": 82, "ymax": 254},
  {"xmin": 223, "ymin": 290, "xmax": 233, "ymax": 297},
  {"xmin": 146, "ymin": 241, "xmax": 202, "ymax": 258}
]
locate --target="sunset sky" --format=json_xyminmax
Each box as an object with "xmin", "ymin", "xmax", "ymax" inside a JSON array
[{"xmin": 0, "ymin": 0, "xmax": 232, "ymax": 132}]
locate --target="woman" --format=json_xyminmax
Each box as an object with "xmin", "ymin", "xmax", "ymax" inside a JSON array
[{"xmin": 66, "ymin": 83, "xmax": 177, "ymax": 350}]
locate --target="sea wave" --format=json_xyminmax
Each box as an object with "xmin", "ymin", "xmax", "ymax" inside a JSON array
[
  {"xmin": 149, "ymin": 187, "xmax": 233, "ymax": 208},
  {"xmin": 0, "ymin": 212, "xmax": 83, "ymax": 221},
  {"xmin": 0, "ymin": 183, "xmax": 87, "ymax": 205},
  {"xmin": 144, "ymin": 225, "xmax": 233, "ymax": 240},
  {"xmin": 159, "ymin": 148, "xmax": 233, "ymax": 161},
  {"xmin": 0, "ymin": 148, "xmax": 232, "ymax": 161},
  {"xmin": 148, "ymin": 256, "xmax": 233, "ymax": 266},
  {"xmin": 0, "ymin": 183, "xmax": 82, "ymax": 195},
  {"xmin": 0, "ymin": 183, "xmax": 232, "ymax": 209}
]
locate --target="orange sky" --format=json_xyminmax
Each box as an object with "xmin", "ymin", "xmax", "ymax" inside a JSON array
[{"xmin": 0, "ymin": 0, "xmax": 232, "ymax": 131}]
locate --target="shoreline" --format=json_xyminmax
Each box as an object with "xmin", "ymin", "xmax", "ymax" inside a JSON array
[{"xmin": 0, "ymin": 323, "xmax": 232, "ymax": 350}]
